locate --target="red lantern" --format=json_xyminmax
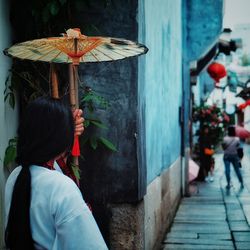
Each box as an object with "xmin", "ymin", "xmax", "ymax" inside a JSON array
[{"xmin": 207, "ymin": 62, "xmax": 227, "ymax": 83}]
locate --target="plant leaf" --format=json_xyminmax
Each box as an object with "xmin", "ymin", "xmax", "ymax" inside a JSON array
[
  {"xmin": 90, "ymin": 136, "xmax": 98, "ymax": 150},
  {"xmin": 49, "ymin": 1, "xmax": 60, "ymax": 16},
  {"xmin": 99, "ymin": 137, "xmax": 117, "ymax": 152},
  {"xmin": 9, "ymin": 137, "xmax": 18, "ymax": 145},
  {"xmin": 84, "ymin": 120, "xmax": 90, "ymax": 127},
  {"xmin": 4, "ymin": 145, "xmax": 16, "ymax": 166},
  {"xmin": 90, "ymin": 120, "xmax": 107, "ymax": 129},
  {"xmin": 87, "ymin": 104, "xmax": 94, "ymax": 113},
  {"xmin": 4, "ymin": 93, "xmax": 10, "ymax": 102},
  {"xmin": 80, "ymin": 136, "xmax": 88, "ymax": 146},
  {"xmin": 70, "ymin": 163, "xmax": 81, "ymax": 181},
  {"xmin": 82, "ymin": 94, "xmax": 95, "ymax": 102},
  {"xmin": 9, "ymin": 93, "xmax": 15, "ymax": 109}
]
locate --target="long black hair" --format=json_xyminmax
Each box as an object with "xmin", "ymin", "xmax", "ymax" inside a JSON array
[
  {"xmin": 228, "ymin": 126, "xmax": 236, "ymax": 137},
  {"xmin": 5, "ymin": 97, "xmax": 74, "ymax": 250}
]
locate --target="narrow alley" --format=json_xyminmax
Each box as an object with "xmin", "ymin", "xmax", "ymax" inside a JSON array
[{"xmin": 162, "ymin": 144, "xmax": 250, "ymax": 250}]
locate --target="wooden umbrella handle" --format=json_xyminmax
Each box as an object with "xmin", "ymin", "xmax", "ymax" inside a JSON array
[
  {"xmin": 51, "ymin": 64, "xmax": 59, "ymax": 99},
  {"xmin": 69, "ymin": 64, "xmax": 80, "ymax": 165}
]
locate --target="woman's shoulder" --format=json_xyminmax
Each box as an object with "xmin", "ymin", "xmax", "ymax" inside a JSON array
[
  {"xmin": 6, "ymin": 165, "xmax": 80, "ymax": 196},
  {"xmin": 30, "ymin": 165, "xmax": 77, "ymax": 190}
]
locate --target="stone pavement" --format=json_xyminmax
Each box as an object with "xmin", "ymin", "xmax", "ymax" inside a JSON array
[{"xmin": 161, "ymin": 145, "xmax": 250, "ymax": 250}]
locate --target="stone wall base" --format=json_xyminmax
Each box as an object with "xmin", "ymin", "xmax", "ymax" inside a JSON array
[
  {"xmin": 144, "ymin": 157, "xmax": 182, "ymax": 250},
  {"xmin": 108, "ymin": 202, "xmax": 145, "ymax": 250},
  {"xmin": 108, "ymin": 157, "xmax": 182, "ymax": 250}
]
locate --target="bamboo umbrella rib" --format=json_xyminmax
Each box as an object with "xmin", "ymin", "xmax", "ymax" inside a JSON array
[
  {"xmin": 51, "ymin": 53, "xmax": 71, "ymax": 64},
  {"xmin": 7, "ymin": 49, "xmax": 38, "ymax": 58},
  {"xmin": 33, "ymin": 49, "xmax": 62, "ymax": 61},
  {"xmin": 91, "ymin": 47, "xmax": 124, "ymax": 61},
  {"xmin": 93, "ymin": 47, "xmax": 117, "ymax": 60},
  {"xmin": 89, "ymin": 51, "xmax": 101, "ymax": 62},
  {"xmin": 15, "ymin": 43, "xmax": 53, "ymax": 54},
  {"xmin": 79, "ymin": 53, "xmax": 99, "ymax": 63},
  {"xmin": 79, "ymin": 56, "xmax": 85, "ymax": 63},
  {"xmin": 109, "ymin": 44, "xmax": 145, "ymax": 54},
  {"xmin": 110, "ymin": 46, "xmax": 142, "ymax": 55},
  {"xmin": 9, "ymin": 45, "xmax": 71, "ymax": 63},
  {"xmin": 100, "ymin": 48, "xmax": 131, "ymax": 58},
  {"xmin": 15, "ymin": 51, "xmax": 44, "ymax": 60},
  {"xmin": 94, "ymin": 48, "xmax": 124, "ymax": 60},
  {"xmin": 30, "ymin": 44, "xmax": 60, "ymax": 54},
  {"xmin": 80, "ymin": 55, "xmax": 95, "ymax": 63},
  {"xmin": 79, "ymin": 40, "xmax": 104, "ymax": 57},
  {"xmin": 103, "ymin": 45, "xmax": 138, "ymax": 56},
  {"xmin": 10, "ymin": 46, "xmax": 56, "ymax": 60}
]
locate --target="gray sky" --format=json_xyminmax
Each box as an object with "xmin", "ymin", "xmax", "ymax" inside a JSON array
[{"xmin": 224, "ymin": 0, "xmax": 250, "ymax": 28}]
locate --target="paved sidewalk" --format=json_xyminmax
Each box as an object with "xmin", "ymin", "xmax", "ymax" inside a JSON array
[{"xmin": 161, "ymin": 145, "xmax": 250, "ymax": 250}]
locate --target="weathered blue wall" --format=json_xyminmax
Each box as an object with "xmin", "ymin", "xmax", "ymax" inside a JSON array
[
  {"xmin": 139, "ymin": 0, "xmax": 182, "ymax": 184},
  {"xmin": 0, "ymin": 0, "xmax": 18, "ymax": 247},
  {"xmin": 187, "ymin": 0, "xmax": 224, "ymax": 61},
  {"xmin": 182, "ymin": 0, "xmax": 224, "ymax": 146},
  {"xmin": 199, "ymin": 71, "xmax": 215, "ymax": 102},
  {"xmin": 77, "ymin": 0, "xmax": 143, "ymax": 205},
  {"xmin": 186, "ymin": 0, "xmax": 223, "ymax": 104}
]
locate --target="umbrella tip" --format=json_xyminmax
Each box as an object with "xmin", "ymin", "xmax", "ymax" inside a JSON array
[
  {"xmin": 3, "ymin": 48, "xmax": 8, "ymax": 56},
  {"xmin": 66, "ymin": 28, "xmax": 84, "ymax": 38}
]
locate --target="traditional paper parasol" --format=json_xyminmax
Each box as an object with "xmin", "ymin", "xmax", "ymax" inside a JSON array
[
  {"xmin": 235, "ymin": 126, "xmax": 250, "ymax": 139},
  {"xmin": 189, "ymin": 159, "xmax": 200, "ymax": 182},
  {"xmin": 4, "ymin": 28, "xmax": 148, "ymax": 174}
]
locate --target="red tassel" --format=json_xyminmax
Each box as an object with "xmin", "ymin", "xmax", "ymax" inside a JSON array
[{"xmin": 72, "ymin": 136, "xmax": 80, "ymax": 156}]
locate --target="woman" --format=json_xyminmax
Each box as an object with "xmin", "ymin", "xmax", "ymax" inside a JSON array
[
  {"xmin": 200, "ymin": 126, "xmax": 214, "ymax": 182},
  {"xmin": 5, "ymin": 97, "xmax": 108, "ymax": 250},
  {"xmin": 222, "ymin": 126, "xmax": 244, "ymax": 189}
]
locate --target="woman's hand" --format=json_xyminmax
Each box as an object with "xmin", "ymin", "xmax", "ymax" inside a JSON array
[{"xmin": 73, "ymin": 109, "xmax": 84, "ymax": 136}]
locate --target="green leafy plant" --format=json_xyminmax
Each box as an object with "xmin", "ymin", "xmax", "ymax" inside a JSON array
[
  {"xmin": 3, "ymin": 76, "xmax": 117, "ymax": 170},
  {"xmin": 4, "ymin": 73, "xmax": 16, "ymax": 109},
  {"xmin": 70, "ymin": 162, "xmax": 81, "ymax": 183},
  {"xmin": 4, "ymin": 137, "xmax": 18, "ymax": 167},
  {"xmin": 80, "ymin": 86, "xmax": 117, "ymax": 152}
]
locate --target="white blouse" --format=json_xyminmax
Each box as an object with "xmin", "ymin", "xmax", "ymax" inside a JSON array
[{"xmin": 5, "ymin": 165, "xmax": 108, "ymax": 250}]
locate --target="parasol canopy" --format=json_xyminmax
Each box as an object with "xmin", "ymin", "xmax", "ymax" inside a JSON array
[
  {"xmin": 235, "ymin": 126, "xmax": 250, "ymax": 139},
  {"xmin": 4, "ymin": 28, "xmax": 148, "ymax": 65},
  {"xmin": 189, "ymin": 159, "xmax": 200, "ymax": 182}
]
